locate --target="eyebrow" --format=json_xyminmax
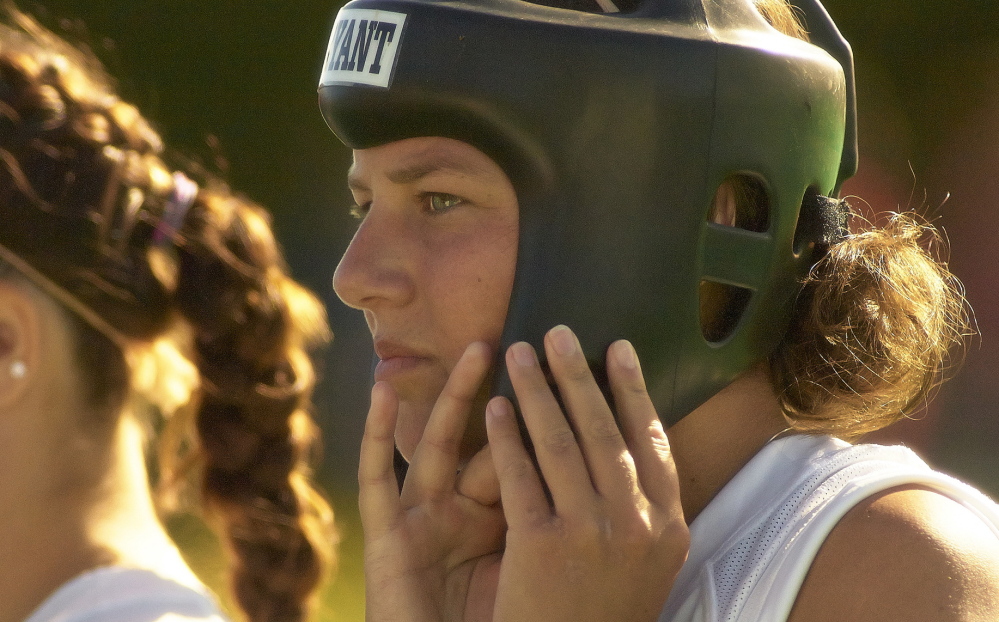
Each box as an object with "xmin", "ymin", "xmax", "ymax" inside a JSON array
[{"xmin": 347, "ymin": 147, "xmax": 492, "ymax": 192}]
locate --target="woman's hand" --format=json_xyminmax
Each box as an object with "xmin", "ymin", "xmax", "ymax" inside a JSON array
[
  {"xmin": 484, "ymin": 326, "xmax": 689, "ymax": 622},
  {"xmin": 357, "ymin": 342, "xmax": 506, "ymax": 622},
  {"xmin": 358, "ymin": 326, "xmax": 689, "ymax": 622}
]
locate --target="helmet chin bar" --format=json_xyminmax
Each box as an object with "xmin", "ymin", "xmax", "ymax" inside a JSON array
[{"xmin": 319, "ymin": 0, "xmax": 856, "ymax": 426}]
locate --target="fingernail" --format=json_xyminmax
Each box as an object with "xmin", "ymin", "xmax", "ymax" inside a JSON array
[
  {"xmin": 613, "ymin": 340, "xmax": 638, "ymax": 370},
  {"xmin": 486, "ymin": 397, "xmax": 511, "ymax": 419},
  {"xmin": 549, "ymin": 325, "xmax": 577, "ymax": 357},
  {"xmin": 510, "ymin": 342, "xmax": 537, "ymax": 367}
]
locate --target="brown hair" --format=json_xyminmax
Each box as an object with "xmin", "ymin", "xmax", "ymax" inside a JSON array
[
  {"xmin": 771, "ymin": 212, "xmax": 969, "ymax": 440},
  {"xmin": 0, "ymin": 7, "xmax": 334, "ymax": 621},
  {"xmin": 751, "ymin": 0, "xmax": 972, "ymax": 440},
  {"xmin": 754, "ymin": 0, "xmax": 809, "ymax": 40}
]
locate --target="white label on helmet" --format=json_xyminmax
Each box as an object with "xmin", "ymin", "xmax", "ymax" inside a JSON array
[{"xmin": 319, "ymin": 9, "xmax": 408, "ymax": 89}]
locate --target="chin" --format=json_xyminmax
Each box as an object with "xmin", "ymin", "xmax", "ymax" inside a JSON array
[
  {"xmin": 393, "ymin": 400, "xmax": 434, "ymax": 462},
  {"xmin": 391, "ymin": 398, "xmax": 489, "ymax": 463}
]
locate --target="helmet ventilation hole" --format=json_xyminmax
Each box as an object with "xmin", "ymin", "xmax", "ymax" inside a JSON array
[
  {"xmin": 700, "ymin": 174, "xmax": 770, "ymax": 343},
  {"xmin": 699, "ymin": 281, "xmax": 752, "ymax": 343},
  {"xmin": 707, "ymin": 173, "xmax": 770, "ymax": 232}
]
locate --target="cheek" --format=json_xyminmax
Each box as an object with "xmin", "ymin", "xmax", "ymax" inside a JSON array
[{"xmin": 426, "ymin": 225, "xmax": 517, "ymax": 352}]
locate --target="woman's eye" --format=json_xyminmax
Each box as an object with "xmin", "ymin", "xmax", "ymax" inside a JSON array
[
  {"xmin": 427, "ymin": 193, "xmax": 463, "ymax": 213},
  {"xmin": 349, "ymin": 202, "xmax": 370, "ymax": 220}
]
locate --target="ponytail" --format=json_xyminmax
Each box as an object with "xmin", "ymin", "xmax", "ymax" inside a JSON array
[{"xmin": 770, "ymin": 212, "xmax": 972, "ymax": 440}]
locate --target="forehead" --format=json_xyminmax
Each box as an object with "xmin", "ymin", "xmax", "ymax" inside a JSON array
[{"xmin": 348, "ymin": 136, "xmax": 506, "ymax": 189}]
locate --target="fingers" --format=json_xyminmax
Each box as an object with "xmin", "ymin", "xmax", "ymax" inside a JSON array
[
  {"xmin": 506, "ymin": 327, "xmax": 678, "ymax": 512},
  {"xmin": 485, "ymin": 395, "xmax": 553, "ymax": 529},
  {"xmin": 358, "ymin": 381, "xmax": 403, "ymax": 536},
  {"xmin": 402, "ymin": 341, "xmax": 493, "ymax": 504},
  {"xmin": 543, "ymin": 325, "xmax": 638, "ymax": 497},
  {"xmin": 605, "ymin": 340, "xmax": 680, "ymax": 511},
  {"xmin": 505, "ymin": 341, "xmax": 596, "ymax": 512}
]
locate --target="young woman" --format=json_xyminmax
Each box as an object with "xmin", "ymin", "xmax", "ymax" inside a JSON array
[
  {"xmin": 1, "ymin": 8, "xmax": 334, "ymax": 622},
  {"xmin": 319, "ymin": 0, "xmax": 999, "ymax": 619}
]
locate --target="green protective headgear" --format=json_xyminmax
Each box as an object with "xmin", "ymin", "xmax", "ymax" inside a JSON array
[{"xmin": 318, "ymin": 0, "xmax": 857, "ymax": 425}]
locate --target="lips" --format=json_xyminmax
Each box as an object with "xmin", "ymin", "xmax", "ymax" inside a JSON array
[{"xmin": 373, "ymin": 339, "xmax": 432, "ymax": 382}]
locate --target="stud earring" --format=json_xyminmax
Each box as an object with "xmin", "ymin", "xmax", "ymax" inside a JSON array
[{"xmin": 10, "ymin": 360, "xmax": 26, "ymax": 379}]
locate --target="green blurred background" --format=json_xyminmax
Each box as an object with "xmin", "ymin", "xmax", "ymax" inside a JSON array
[{"xmin": 19, "ymin": 1, "xmax": 999, "ymax": 620}]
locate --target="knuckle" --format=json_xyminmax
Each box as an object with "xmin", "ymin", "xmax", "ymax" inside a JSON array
[
  {"xmin": 510, "ymin": 509, "xmax": 558, "ymax": 537},
  {"xmin": 649, "ymin": 432, "xmax": 673, "ymax": 460},
  {"xmin": 596, "ymin": 500, "xmax": 661, "ymax": 550},
  {"xmin": 664, "ymin": 516, "xmax": 691, "ymax": 544},
  {"xmin": 362, "ymin": 424, "xmax": 395, "ymax": 444},
  {"xmin": 499, "ymin": 455, "xmax": 536, "ymax": 482},
  {"xmin": 622, "ymin": 521, "xmax": 657, "ymax": 551},
  {"xmin": 418, "ymin": 432, "xmax": 460, "ymax": 456},
  {"xmin": 358, "ymin": 469, "xmax": 397, "ymax": 490},
  {"xmin": 585, "ymin": 417, "xmax": 623, "ymax": 444},
  {"xmin": 564, "ymin": 361, "xmax": 593, "ymax": 384},
  {"xmin": 655, "ymin": 516, "xmax": 691, "ymax": 561},
  {"xmin": 561, "ymin": 513, "xmax": 603, "ymax": 545},
  {"xmin": 540, "ymin": 426, "xmax": 578, "ymax": 455},
  {"xmin": 616, "ymin": 511, "xmax": 654, "ymax": 545},
  {"xmin": 440, "ymin": 381, "xmax": 475, "ymax": 406},
  {"xmin": 523, "ymin": 509, "xmax": 557, "ymax": 532}
]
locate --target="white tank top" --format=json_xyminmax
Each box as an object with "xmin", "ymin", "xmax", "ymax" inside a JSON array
[{"xmin": 659, "ymin": 435, "xmax": 999, "ymax": 622}]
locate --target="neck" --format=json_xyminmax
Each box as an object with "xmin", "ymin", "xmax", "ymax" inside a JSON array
[
  {"xmin": 0, "ymin": 412, "xmax": 194, "ymax": 622},
  {"xmin": 88, "ymin": 414, "xmax": 197, "ymax": 581},
  {"xmin": 666, "ymin": 366, "xmax": 789, "ymax": 523}
]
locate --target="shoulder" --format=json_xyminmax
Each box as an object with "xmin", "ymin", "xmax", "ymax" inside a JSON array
[
  {"xmin": 789, "ymin": 485, "xmax": 999, "ymax": 622},
  {"xmin": 25, "ymin": 566, "xmax": 228, "ymax": 622}
]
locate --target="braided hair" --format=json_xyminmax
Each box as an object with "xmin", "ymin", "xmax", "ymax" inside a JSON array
[{"xmin": 0, "ymin": 8, "xmax": 335, "ymax": 621}]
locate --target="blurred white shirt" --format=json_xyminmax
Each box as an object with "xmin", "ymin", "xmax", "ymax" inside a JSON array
[{"xmin": 24, "ymin": 566, "xmax": 228, "ymax": 622}]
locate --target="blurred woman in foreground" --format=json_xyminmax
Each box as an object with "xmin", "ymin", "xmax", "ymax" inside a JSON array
[{"xmin": 0, "ymin": 6, "xmax": 334, "ymax": 621}]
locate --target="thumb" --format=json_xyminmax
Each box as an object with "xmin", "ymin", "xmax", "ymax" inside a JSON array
[{"xmin": 458, "ymin": 444, "xmax": 501, "ymax": 506}]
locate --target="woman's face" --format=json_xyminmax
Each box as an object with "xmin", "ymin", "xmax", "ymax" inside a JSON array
[{"xmin": 333, "ymin": 137, "xmax": 519, "ymax": 460}]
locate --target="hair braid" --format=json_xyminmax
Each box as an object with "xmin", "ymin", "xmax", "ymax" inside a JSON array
[{"xmin": 174, "ymin": 189, "xmax": 335, "ymax": 621}]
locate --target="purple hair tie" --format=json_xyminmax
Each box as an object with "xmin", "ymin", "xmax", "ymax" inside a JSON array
[{"xmin": 153, "ymin": 171, "xmax": 198, "ymax": 245}]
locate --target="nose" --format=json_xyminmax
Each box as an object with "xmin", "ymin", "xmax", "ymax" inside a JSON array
[{"xmin": 333, "ymin": 209, "xmax": 416, "ymax": 312}]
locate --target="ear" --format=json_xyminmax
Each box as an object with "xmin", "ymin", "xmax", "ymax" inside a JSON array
[{"xmin": 0, "ymin": 281, "xmax": 44, "ymax": 410}]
